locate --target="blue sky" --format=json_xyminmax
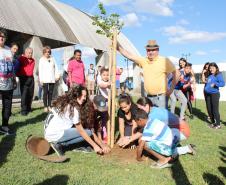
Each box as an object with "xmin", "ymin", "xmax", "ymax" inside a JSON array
[{"xmin": 54, "ymin": 0, "xmax": 226, "ymax": 70}]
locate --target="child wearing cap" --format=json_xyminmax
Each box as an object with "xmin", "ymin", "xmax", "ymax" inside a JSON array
[{"xmin": 92, "ymin": 95, "xmax": 109, "ymax": 143}]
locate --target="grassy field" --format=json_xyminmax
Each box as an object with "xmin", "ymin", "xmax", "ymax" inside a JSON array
[{"xmin": 0, "ymin": 100, "xmax": 225, "ymax": 185}]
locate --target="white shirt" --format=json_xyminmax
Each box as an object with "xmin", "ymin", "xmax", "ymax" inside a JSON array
[
  {"xmin": 120, "ymin": 72, "xmax": 127, "ymax": 83},
  {"xmin": 44, "ymin": 106, "xmax": 80, "ymax": 142},
  {"xmin": 87, "ymin": 68, "xmax": 95, "ymax": 81},
  {"xmin": 97, "ymin": 78, "xmax": 109, "ymax": 99},
  {"xmin": 39, "ymin": 56, "xmax": 59, "ymax": 83}
]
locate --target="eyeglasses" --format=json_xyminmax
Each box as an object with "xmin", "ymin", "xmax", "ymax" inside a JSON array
[
  {"xmin": 146, "ymin": 49, "xmax": 158, "ymax": 52},
  {"xmin": 45, "ymin": 51, "xmax": 51, "ymax": 54}
]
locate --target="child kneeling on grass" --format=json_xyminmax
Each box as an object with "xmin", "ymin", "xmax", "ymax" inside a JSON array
[
  {"xmin": 44, "ymin": 86, "xmax": 110, "ymax": 156},
  {"xmin": 134, "ymin": 109, "xmax": 175, "ymax": 168}
]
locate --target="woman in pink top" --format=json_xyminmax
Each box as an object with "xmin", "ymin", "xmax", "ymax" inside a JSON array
[{"xmin": 68, "ymin": 49, "xmax": 85, "ymax": 87}]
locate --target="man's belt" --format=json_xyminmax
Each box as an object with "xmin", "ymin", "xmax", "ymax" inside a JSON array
[{"xmin": 147, "ymin": 93, "xmax": 164, "ymax": 97}]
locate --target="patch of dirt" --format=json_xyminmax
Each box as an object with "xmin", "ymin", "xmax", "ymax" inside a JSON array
[{"xmin": 103, "ymin": 145, "xmax": 153, "ymax": 165}]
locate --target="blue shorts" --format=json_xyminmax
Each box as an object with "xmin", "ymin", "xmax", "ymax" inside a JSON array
[
  {"xmin": 146, "ymin": 140, "xmax": 173, "ymax": 156},
  {"xmin": 116, "ymin": 80, "xmax": 120, "ymax": 89}
]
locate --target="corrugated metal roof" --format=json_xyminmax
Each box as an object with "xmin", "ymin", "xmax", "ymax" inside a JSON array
[
  {"xmin": 46, "ymin": 0, "xmax": 111, "ymax": 51},
  {"xmin": 0, "ymin": 0, "xmax": 139, "ymax": 53},
  {"xmin": 0, "ymin": 0, "xmax": 70, "ymax": 43}
]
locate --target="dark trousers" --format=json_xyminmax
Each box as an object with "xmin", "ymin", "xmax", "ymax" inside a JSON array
[
  {"xmin": 19, "ymin": 76, "xmax": 34, "ymax": 113},
  {"xmin": 183, "ymin": 89, "xmax": 193, "ymax": 115},
  {"xmin": 206, "ymin": 93, "xmax": 220, "ymax": 125},
  {"xmin": 0, "ymin": 90, "xmax": 13, "ymax": 126},
  {"xmin": 42, "ymin": 83, "xmax": 55, "ymax": 107},
  {"xmin": 203, "ymin": 90, "xmax": 209, "ymax": 117}
]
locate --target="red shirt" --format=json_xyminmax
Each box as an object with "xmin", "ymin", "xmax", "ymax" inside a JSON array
[{"xmin": 17, "ymin": 55, "xmax": 35, "ymax": 77}]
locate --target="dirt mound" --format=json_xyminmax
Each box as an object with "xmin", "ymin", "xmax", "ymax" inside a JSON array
[{"xmin": 103, "ymin": 145, "xmax": 152, "ymax": 164}]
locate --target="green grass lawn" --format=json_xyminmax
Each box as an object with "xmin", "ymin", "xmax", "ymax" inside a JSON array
[{"xmin": 0, "ymin": 100, "xmax": 225, "ymax": 185}]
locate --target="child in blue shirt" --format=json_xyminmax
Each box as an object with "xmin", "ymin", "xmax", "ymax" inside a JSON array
[{"xmin": 204, "ymin": 62, "xmax": 225, "ymax": 129}]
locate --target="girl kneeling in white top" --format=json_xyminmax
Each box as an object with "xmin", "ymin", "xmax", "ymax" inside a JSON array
[{"xmin": 44, "ymin": 85, "xmax": 110, "ymax": 156}]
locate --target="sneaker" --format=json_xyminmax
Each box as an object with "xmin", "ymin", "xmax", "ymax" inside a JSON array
[
  {"xmin": 0, "ymin": 126, "xmax": 15, "ymax": 135},
  {"xmin": 188, "ymin": 144, "xmax": 196, "ymax": 155},
  {"xmin": 208, "ymin": 124, "xmax": 215, "ymax": 128},
  {"xmin": 214, "ymin": 125, "xmax": 221, "ymax": 129},
  {"xmin": 73, "ymin": 146, "xmax": 93, "ymax": 153},
  {"xmin": 50, "ymin": 143, "xmax": 64, "ymax": 156}
]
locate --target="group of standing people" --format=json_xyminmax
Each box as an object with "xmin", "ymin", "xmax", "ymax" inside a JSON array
[
  {"xmin": 1, "ymin": 27, "xmax": 225, "ymax": 167},
  {"xmin": 0, "ymin": 28, "xmax": 60, "ymax": 134}
]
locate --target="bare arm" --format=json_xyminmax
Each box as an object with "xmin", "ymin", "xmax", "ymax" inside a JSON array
[
  {"xmin": 118, "ymin": 117, "xmax": 125, "ymax": 137},
  {"xmin": 131, "ymin": 120, "xmax": 137, "ymax": 137},
  {"xmin": 75, "ymin": 123, "xmax": 102, "ymax": 154},
  {"xmin": 117, "ymin": 42, "xmax": 140, "ymax": 65},
  {"xmin": 98, "ymin": 81, "xmax": 110, "ymax": 88},
  {"xmin": 137, "ymin": 139, "xmax": 145, "ymax": 161},
  {"xmin": 166, "ymin": 70, "xmax": 179, "ymax": 96},
  {"xmin": 68, "ymin": 71, "xmax": 72, "ymax": 85},
  {"xmin": 120, "ymin": 132, "xmax": 142, "ymax": 148},
  {"xmin": 92, "ymin": 131, "xmax": 111, "ymax": 154}
]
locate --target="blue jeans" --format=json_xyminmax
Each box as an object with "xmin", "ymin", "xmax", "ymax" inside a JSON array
[
  {"xmin": 57, "ymin": 128, "xmax": 92, "ymax": 146},
  {"xmin": 147, "ymin": 94, "xmax": 168, "ymax": 109},
  {"xmin": 171, "ymin": 128, "xmax": 191, "ymax": 155}
]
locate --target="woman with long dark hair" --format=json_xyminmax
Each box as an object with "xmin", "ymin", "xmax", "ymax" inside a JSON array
[
  {"xmin": 179, "ymin": 58, "xmax": 187, "ymax": 70},
  {"xmin": 204, "ymin": 63, "xmax": 225, "ymax": 129},
  {"xmin": 117, "ymin": 93, "xmax": 138, "ymax": 146},
  {"xmin": 44, "ymin": 86, "xmax": 110, "ymax": 156},
  {"xmin": 201, "ymin": 62, "xmax": 210, "ymax": 119}
]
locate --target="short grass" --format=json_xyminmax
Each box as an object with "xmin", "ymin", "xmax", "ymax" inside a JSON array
[{"xmin": 0, "ymin": 100, "xmax": 226, "ymax": 185}]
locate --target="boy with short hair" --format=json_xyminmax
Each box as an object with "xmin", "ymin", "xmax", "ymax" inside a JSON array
[{"xmin": 134, "ymin": 109, "xmax": 174, "ymax": 168}]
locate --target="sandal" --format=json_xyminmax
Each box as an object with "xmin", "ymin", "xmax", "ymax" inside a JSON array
[{"xmin": 150, "ymin": 162, "xmax": 172, "ymax": 169}]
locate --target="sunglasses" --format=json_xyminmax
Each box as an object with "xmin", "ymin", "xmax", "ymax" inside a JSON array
[{"xmin": 146, "ymin": 49, "xmax": 158, "ymax": 52}]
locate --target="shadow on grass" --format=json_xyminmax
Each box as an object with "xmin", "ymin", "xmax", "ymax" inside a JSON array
[
  {"xmin": 219, "ymin": 146, "xmax": 226, "ymax": 178},
  {"xmin": 202, "ymin": 146, "xmax": 226, "ymax": 184},
  {"xmin": 171, "ymin": 159, "xmax": 192, "ymax": 185},
  {"xmin": 203, "ymin": 173, "xmax": 225, "ymax": 185},
  {"xmin": 34, "ymin": 175, "xmax": 69, "ymax": 185},
  {"xmin": 0, "ymin": 111, "xmax": 47, "ymax": 167},
  {"xmin": 192, "ymin": 107, "xmax": 207, "ymax": 123}
]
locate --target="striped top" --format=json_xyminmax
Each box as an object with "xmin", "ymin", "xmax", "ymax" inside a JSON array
[{"xmin": 141, "ymin": 119, "xmax": 173, "ymax": 146}]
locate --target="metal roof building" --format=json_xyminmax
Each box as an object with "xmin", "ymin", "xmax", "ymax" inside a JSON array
[
  {"xmin": 0, "ymin": 0, "xmax": 140, "ymax": 54},
  {"xmin": 0, "ymin": 0, "xmax": 142, "ymax": 95}
]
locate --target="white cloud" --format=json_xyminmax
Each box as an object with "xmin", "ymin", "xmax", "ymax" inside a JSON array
[
  {"xmin": 176, "ymin": 19, "xmax": 189, "ymax": 25},
  {"xmin": 98, "ymin": 0, "xmax": 129, "ymax": 6},
  {"xmin": 131, "ymin": 0, "xmax": 174, "ymax": 16},
  {"xmin": 195, "ymin": 51, "xmax": 207, "ymax": 56},
  {"xmin": 210, "ymin": 49, "xmax": 221, "ymax": 53},
  {"xmin": 162, "ymin": 25, "xmax": 226, "ymax": 44},
  {"xmin": 99, "ymin": 0, "xmax": 174, "ymax": 16},
  {"xmin": 121, "ymin": 13, "xmax": 141, "ymax": 27}
]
